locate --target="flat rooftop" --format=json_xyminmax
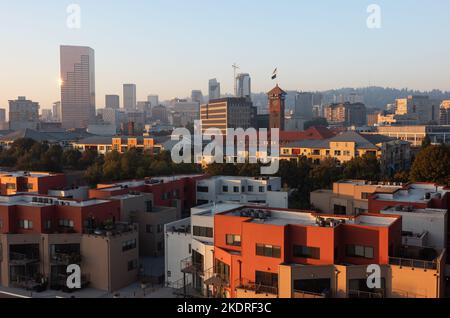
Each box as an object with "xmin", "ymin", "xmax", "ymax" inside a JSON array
[
  {"xmin": 0, "ymin": 194, "xmax": 110, "ymax": 208},
  {"xmin": 373, "ymin": 183, "xmax": 449, "ymax": 203},
  {"xmin": 96, "ymin": 174, "xmax": 204, "ymax": 191},
  {"xmin": 0, "ymin": 171, "xmax": 61, "ymax": 178},
  {"xmin": 200, "ymin": 204, "xmax": 398, "ymax": 228}
]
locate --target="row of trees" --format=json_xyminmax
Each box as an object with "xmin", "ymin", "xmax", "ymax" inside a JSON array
[
  {"xmin": 206, "ymin": 143, "xmax": 450, "ymax": 209},
  {"xmin": 0, "ymin": 138, "xmax": 201, "ymax": 185}
]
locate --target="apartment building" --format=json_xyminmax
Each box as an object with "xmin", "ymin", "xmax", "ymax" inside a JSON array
[
  {"xmin": 311, "ymin": 180, "xmax": 404, "ymax": 215},
  {"xmin": 108, "ymin": 191, "xmax": 178, "ymax": 257},
  {"xmin": 0, "ymin": 194, "xmax": 138, "ymax": 292},
  {"xmin": 73, "ymin": 136, "xmax": 162, "ymax": 155},
  {"xmin": 168, "ymin": 203, "xmax": 446, "ymax": 298},
  {"xmin": 373, "ymin": 125, "xmax": 450, "ymax": 147},
  {"xmin": 0, "ymin": 171, "xmax": 66, "ymax": 196},
  {"xmin": 323, "ymin": 102, "xmax": 367, "ymax": 126},
  {"xmin": 281, "ymin": 131, "xmax": 411, "ymax": 175},
  {"xmin": 395, "ymin": 95, "xmax": 440, "ymax": 124},
  {"xmin": 196, "ymin": 176, "xmax": 288, "ymax": 208},
  {"xmin": 90, "ymin": 175, "xmax": 205, "ymax": 218}
]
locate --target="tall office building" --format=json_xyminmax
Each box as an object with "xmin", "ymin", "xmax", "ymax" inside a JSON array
[
  {"xmin": 123, "ymin": 84, "xmax": 137, "ymax": 110},
  {"xmin": 395, "ymin": 95, "xmax": 440, "ymax": 124},
  {"xmin": 60, "ymin": 45, "xmax": 96, "ymax": 129},
  {"xmin": 440, "ymin": 100, "xmax": 450, "ymax": 125},
  {"xmin": 208, "ymin": 79, "xmax": 221, "ymax": 101},
  {"xmin": 295, "ymin": 92, "xmax": 314, "ymax": 120},
  {"xmin": 200, "ymin": 98, "xmax": 257, "ymax": 135},
  {"xmin": 8, "ymin": 96, "xmax": 40, "ymax": 130},
  {"xmin": 105, "ymin": 95, "xmax": 120, "ymax": 109},
  {"xmin": 324, "ymin": 102, "xmax": 367, "ymax": 126},
  {"xmin": 52, "ymin": 101, "xmax": 61, "ymax": 122},
  {"xmin": 0, "ymin": 108, "xmax": 6, "ymax": 129},
  {"xmin": 191, "ymin": 90, "xmax": 204, "ymax": 104},
  {"xmin": 268, "ymin": 85, "xmax": 286, "ymax": 131},
  {"xmin": 148, "ymin": 95, "xmax": 159, "ymax": 107},
  {"xmin": 236, "ymin": 73, "xmax": 251, "ymax": 100}
]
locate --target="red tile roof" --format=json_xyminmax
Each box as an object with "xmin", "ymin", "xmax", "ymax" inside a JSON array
[{"xmin": 279, "ymin": 126, "xmax": 335, "ymax": 143}]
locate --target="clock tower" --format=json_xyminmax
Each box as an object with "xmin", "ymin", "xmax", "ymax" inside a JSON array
[{"xmin": 268, "ymin": 84, "xmax": 286, "ymax": 131}]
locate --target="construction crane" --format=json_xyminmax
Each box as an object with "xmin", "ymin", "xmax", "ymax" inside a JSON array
[{"xmin": 232, "ymin": 63, "xmax": 240, "ymax": 96}]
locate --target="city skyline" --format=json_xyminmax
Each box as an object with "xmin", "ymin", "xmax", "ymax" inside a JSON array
[{"xmin": 1, "ymin": 0, "xmax": 450, "ymax": 110}]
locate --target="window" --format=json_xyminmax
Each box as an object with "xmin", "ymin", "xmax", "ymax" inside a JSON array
[
  {"xmin": 197, "ymin": 186, "xmax": 209, "ymax": 193},
  {"xmin": 146, "ymin": 225, "xmax": 153, "ymax": 233},
  {"xmin": 346, "ymin": 245, "xmax": 374, "ymax": 259},
  {"xmin": 312, "ymin": 150, "xmax": 321, "ymax": 155},
  {"xmin": 157, "ymin": 224, "xmax": 163, "ymax": 233},
  {"xmin": 127, "ymin": 259, "xmax": 138, "ymax": 271},
  {"xmin": 59, "ymin": 219, "xmax": 74, "ymax": 228},
  {"xmin": 145, "ymin": 200, "xmax": 153, "ymax": 213},
  {"xmin": 255, "ymin": 271, "xmax": 278, "ymax": 288},
  {"xmin": 248, "ymin": 186, "xmax": 254, "ymax": 192},
  {"xmin": 19, "ymin": 220, "xmax": 33, "ymax": 230},
  {"xmin": 259, "ymin": 186, "xmax": 265, "ymax": 193},
  {"xmin": 293, "ymin": 245, "xmax": 320, "ymax": 259},
  {"xmin": 6, "ymin": 183, "xmax": 16, "ymax": 190},
  {"xmin": 122, "ymin": 239, "xmax": 137, "ymax": 252},
  {"xmin": 334, "ymin": 150, "xmax": 342, "ymax": 156},
  {"xmin": 361, "ymin": 192, "xmax": 371, "ymax": 200},
  {"xmin": 222, "ymin": 186, "xmax": 229, "ymax": 193},
  {"xmin": 233, "ymin": 186, "xmax": 239, "ymax": 193},
  {"xmin": 226, "ymin": 234, "xmax": 241, "ymax": 247},
  {"xmin": 343, "ymin": 151, "xmax": 351, "ymax": 156},
  {"xmin": 334, "ymin": 205, "xmax": 347, "ymax": 215},
  {"xmin": 256, "ymin": 244, "xmax": 281, "ymax": 258},
  {"xmin": 44, "ymin": 220, "xmax": 52, "ymax": 230},
  {"xmin": 215, "ymin": 260, "xmax": 230, "ymax": 284},
  {"xmin": 25, "ymin": 183, "xmax": 34, "ymax": 190},
  {"xmin": 193, "ymin": 226, "xmax": 213, "ymax": 238}
]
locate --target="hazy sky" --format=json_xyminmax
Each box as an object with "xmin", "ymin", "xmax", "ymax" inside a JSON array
[{"xmin": 1, "ymin": 0, "xmax": 450, "ymax": 109}]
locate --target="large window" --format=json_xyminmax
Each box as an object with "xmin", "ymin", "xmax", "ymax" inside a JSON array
[
  {"xmin": 193, "ymin": 226, "xmax": 213, "ymax": 238},
  {"xmin": 215, "ymin": 260, "xmax": 230, "ymax": 284},
  {"xmin": 197, "ymin": 186, "xmax": 209, "ymax": 193},
  {"xmin": 255, "ymin": 271, "xmax": 278, "ymax": 288},
  {"xmin": 222, "ymin": 186, "xmax": 229, "ymax": 193},
  {"xmin": 128, "ymin": 259, "xmax": 138, "ymax": 271},
  {"xmin": 145, "ymin": 200, "xmax": 153, "ymax": 213},
  {"xmin": 19, "ymin": 220, "xmax": 33, "ymax": 230},
  {"xmin": 293, "ymin": 245, "xmax": 320, "ymax": 260},
  {"xmin": 59, "ymin": 219, "xmax": 74, "ymax": 228},
  {"xmin": 256, "ymin": 244, "xmax": 281, "ymax": 258},
  {"xmin": 122, "ymin": 239, "xmax": 137, "ymax": 252},
  {"xmin": 346, "ymin": 245, "xmax": 374, "ymax": 259},
  {"xmin": 226, "ymin": 234, "xmax": 241, "ymax": 247},
  {"xmin": 334, "ymin": 205, "xmax": 347, "ymax": 215}
]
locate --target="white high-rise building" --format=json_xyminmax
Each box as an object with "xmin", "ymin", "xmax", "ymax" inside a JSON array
[
  {"xmin": 208, "ymin": 78, "xmax": 221, "ymax": 101},
  {"xmin": 60, "ymin": 45, "xmax": 96, "ymax": 129},
  {"xmin": 236, "ymin": 73, "xmax": 251, "ymax": 100},
  {"xmin": 123, "ymin": 84, "xmax": 137, "ymax": 110},
  {"xmin": 52, "ymin": 101, "xmax": 61, "ymax": 122}
]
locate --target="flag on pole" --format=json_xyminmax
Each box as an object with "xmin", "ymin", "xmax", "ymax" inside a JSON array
[{"xmin": 271, "ymin": 68, "xmax": 277, "ymax": 80}]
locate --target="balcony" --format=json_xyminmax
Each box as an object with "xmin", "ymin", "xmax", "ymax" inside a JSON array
[
  {"xmin": 348, "ymin": 289, "xmax": 384, "ymax": 299},
  {"xmin": 204, "ymin": 267, "xmax": 230, "ymax": 291},
  {"xmin": 50, "ymin": 253, "xmax": 82, "ymax": 266},
  {"xmin": 389, "ymin": 246, "xmax": 439, "ymax": 270},
  {"xmin": 294, "ymin": 290, "xmax": 327, "ymax": 299},
  {"xmin": 235, "ymin": 278, "xmax": 278, "ymax": 297},
  {"xmin": 9, "ymin": 252, "xmax": 39, "ymax": 266},
  {"xmin": 180, "ymin": 257, "xmax": 204, "ymax": 275}
]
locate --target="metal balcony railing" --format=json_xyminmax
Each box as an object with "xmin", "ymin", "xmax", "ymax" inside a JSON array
[
  {"xmin": 50, "ymin": 253, "xmax": 82, "ymax": 265},
  {"xmin": 348, "ymin": 290, "xmax": 384, "ymax": 299},
  {"xmin": 180, "ymin": 257, "xmax": 204, "ymax": 274},
  {"xmin": 294, "ymin": 290, "xmax": 327, "ymax": 299},
  {"xmin": 389, "ymin": 257, "xmax": 437, "ymax": 270},
  {"xmin": 235, "ymin": 278, "xmax": 278, "ymax": 296},
  {"xmin": 9, "ymin": 252, "xmax": 39, "ymax": 265}
]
